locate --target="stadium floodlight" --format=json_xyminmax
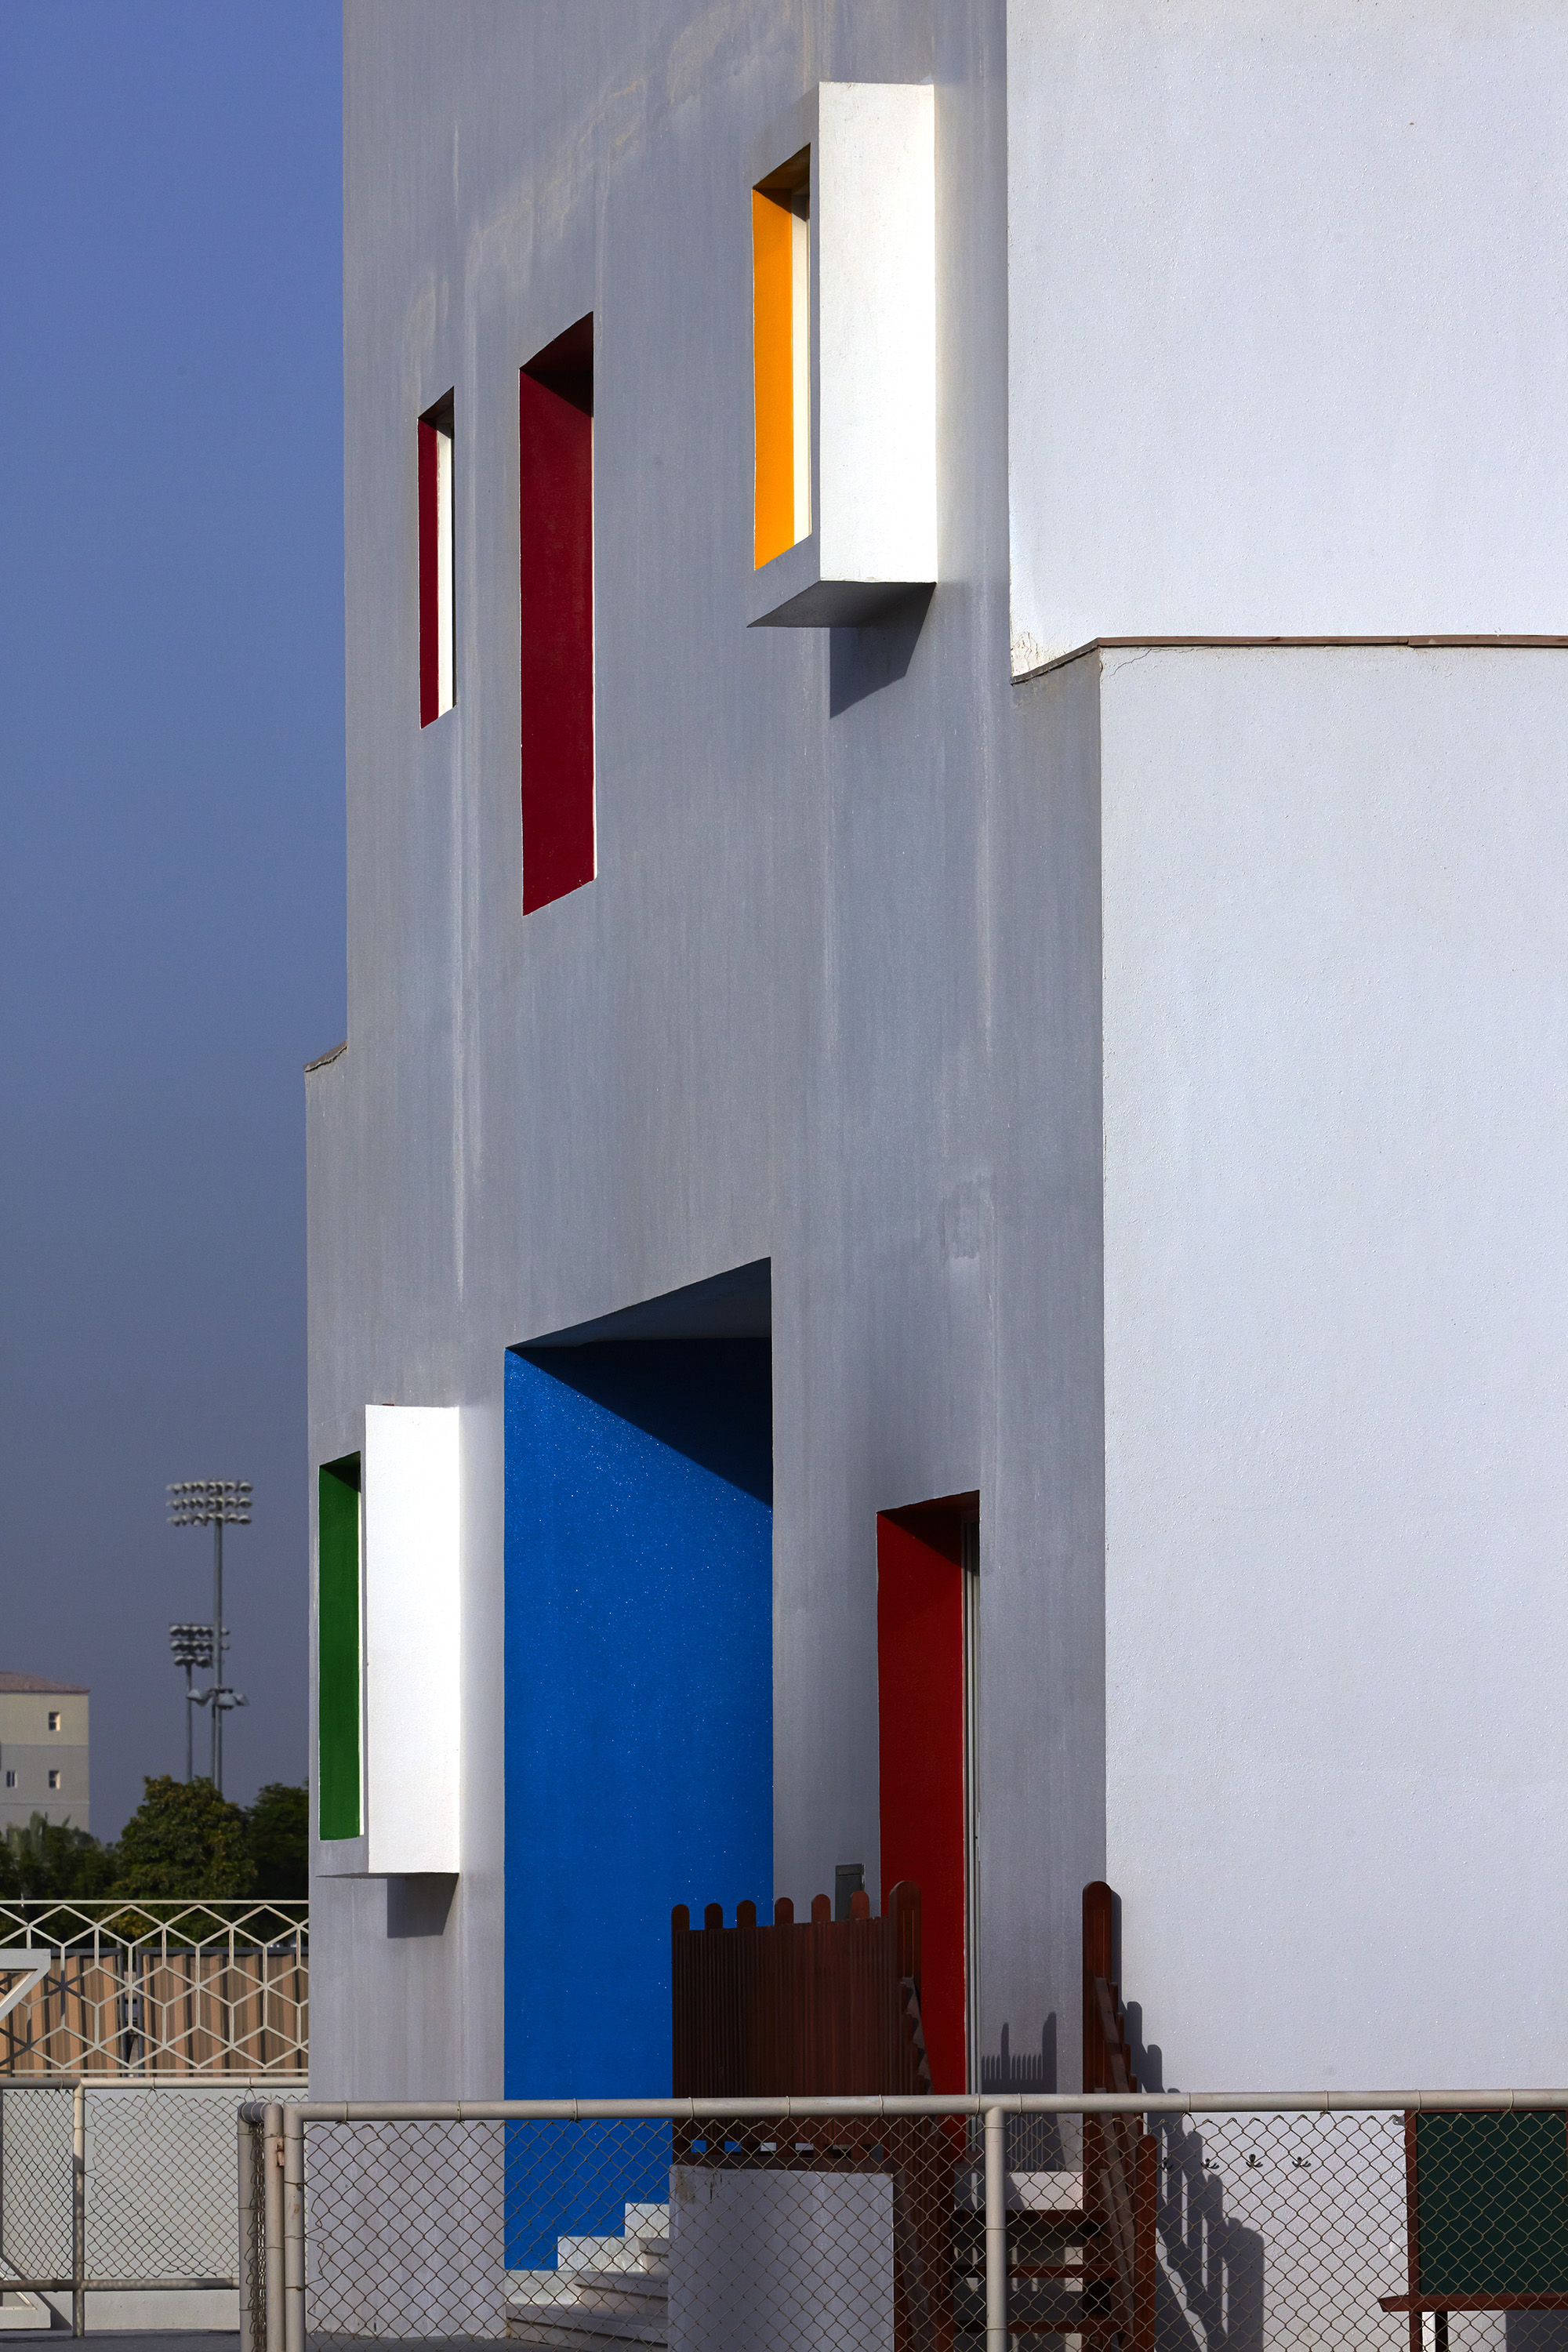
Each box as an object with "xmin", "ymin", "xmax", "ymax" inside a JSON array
[
  {"xmin": 168, "ymin": 1623, "xmax": 215, "ymax": 1785},
  {"xmin": 165, "ymin": 1481, "xmax": 252, "ymax": 1795}
]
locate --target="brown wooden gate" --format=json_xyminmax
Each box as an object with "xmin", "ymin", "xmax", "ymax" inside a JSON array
[
  {"xmin": 671, "ymin": 1882, "xmax": 954, "ymax": 2352},
  {"xmin": 1081, "ymin": 1878, "xmax": 1158, "ymax": 2352},
  {"xmin": 668, "ymin": 1878, "xmax": 1156, "ymax": 2352},
  {"xmin": 672, "ymin": 1881, "xmax": 929, "ymax": 2100}
]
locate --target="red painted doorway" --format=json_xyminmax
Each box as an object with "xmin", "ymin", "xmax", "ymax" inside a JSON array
[{"xmin": 876, "ymin": 1491, "xmax": 978, "ymax": 2094}]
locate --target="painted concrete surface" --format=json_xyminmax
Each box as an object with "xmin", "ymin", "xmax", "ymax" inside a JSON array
[
  {"xmin": 503, "ymin": 1344, "xmax": 773, "ymax": 2097},
  {"xmin": 314, "ymin": 0, "xmax": 1105, "ymax": 2103},
  {"xmin": 314, "ymin": 0, "xmax": 1568, "ymax": 2110},
  {"xmin": 1101, "ymin": 648, "xmax": 1568, "ymax": 2089},
  {"xmin": 747, "ymin": 80, "xmax": 937, "ymax": 624},
  {"xmin": 363, "ymin": 1404, "xmax": 461, "ymax": 1875},
  {"xmin": 1006, "ymin": 2, "xmax": 1568, "ymax": 673}
]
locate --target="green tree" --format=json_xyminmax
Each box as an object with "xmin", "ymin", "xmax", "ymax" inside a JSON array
[
  {"xmin": 112, "ymin": 1775, "xmax": 255, "ymax": 1898},
  {"xmin": 0, "ymin": 1815, "xmax": 117, "ymax": 1898},
  {"xmin": 245, "ymin": 1782, "xmax": 307, "ymax": 1899}
]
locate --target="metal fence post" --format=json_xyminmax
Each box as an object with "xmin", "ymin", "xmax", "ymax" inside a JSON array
[
  {"xmin": 265, "ymin": 2102, "xmax": 285, "ymax": 2352},
  {"xmin": 237, "ymin": 2111, "xmax": 255, "ymax": 2351},
  {"xmin": 281, "ymin": 2105, "xmax": 304, "ymax": 2352},
  {"xmin": 985, "ymin": 2103, "xmax": 1007, "ymax": 2352},
  {"xmin": 71, "ymin": 2081, "xmax": 85, "ymax": 2339}
]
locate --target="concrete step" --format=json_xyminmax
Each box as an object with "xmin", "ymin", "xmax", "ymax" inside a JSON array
[
  {"xmin": 507, "ymin": 2272, "xmax": 582, "ymax": 2304},
  {"xmin": 568, "ymin": 2274, "xmax": 668, "ymax": 2315},
  {"xmin": 507, "ymin": 2307, "xmax": 668, "ymax": 2350},
  {"xmin": 506, "ymin": 2271, "xmax": 666, "ymax": 2304},
  {"xmin": 557, "ymin": 2235, "xmax": 668, "ymax": 2274}
]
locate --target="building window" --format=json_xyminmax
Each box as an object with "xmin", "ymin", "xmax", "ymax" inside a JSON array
[
  {"xmin": 47, "ymin": 1770, "xmax": 60, "ymax": 1791},
  {"xmin": 876, "ymin": 1492, "xmax": 980, "ymax": 2094},
  {"xmin": 3, "ymin": 1772, "xmax": 14, "ymax": 1790},
  {"xmin": 47, "ymin": 1711, "xmax": 60, "ymax": 1732},
  {"xmin": 519, "ymin": 317, "xmax": 594, "ymax": 914},
  {"xmin": 752, "ymin": 152, "xmax": 809, "ymax": 567},
  {"xmin": 418, "ymin": 392, "xmax": 455, "ymax": 726}
]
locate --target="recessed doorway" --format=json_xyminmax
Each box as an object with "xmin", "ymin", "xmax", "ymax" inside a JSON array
[{"xmin": 876, "ymin": 1490, "xmax": 979, "ymax": 2093}]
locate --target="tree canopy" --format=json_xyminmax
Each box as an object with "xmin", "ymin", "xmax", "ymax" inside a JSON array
[
  {"xmin": 112, "ymin": 1775, "xmax": 255, "ymax": 1897},
  {"xmin": 245, "ymin": 1781, "xmax": 308, "ymax": 1899},
  {"xmin": 0, "ymin": 1778, "xmax": 308, "ymax": 1901},
  {"xmin": 0, "ymin": 1815, "xmax": 117, "ymax": 1899}
]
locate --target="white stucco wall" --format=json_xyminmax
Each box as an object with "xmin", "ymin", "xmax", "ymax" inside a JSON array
[
  {"xmin": 1102, "ymin": 645, "xmax": 1568, "ymax": 2089},
  {"xmin": 319, "ymin": 0, "xmax": 1566, "ymax": 2107},
  {"xmin": 318, "ymin": 0, "xmax": 1110, "ymax": 2103},
  {"xmin": 1006, "ymin": 1, "xmax": 1568, "ymax": 673}
]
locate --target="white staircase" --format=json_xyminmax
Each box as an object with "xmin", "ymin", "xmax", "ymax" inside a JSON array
[{"xmin": 506, "ymin": 2203, "xmax": 670, "ymax": 2348}]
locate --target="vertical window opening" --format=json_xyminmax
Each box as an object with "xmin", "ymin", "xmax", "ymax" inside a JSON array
[
  {"xmin": 520, "ymin": 316, "xmax": 595, "ymax": 915},
  {"xmin": 876, "ymin": 1491, "xmax": 979, "ymax": 2093},
  {"xmin": 961, "ymin": 1517, "xmax": 981, "ymax": 2099},
  {"xmin": 318, "ymin": 1453, "xmax": 362, "ymax": 1840},
  {"xmin": 752, "ymin": 151, "xmax": 810, "ymax": 568},
  {"xmin": 418, "ymin": 392, "xmax": 454, "ymax": 726}
]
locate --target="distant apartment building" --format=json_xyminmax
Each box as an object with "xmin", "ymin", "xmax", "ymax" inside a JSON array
[{"xmin": 0, "ymin": 1673, "xmax": 89, "ymax": 1838}]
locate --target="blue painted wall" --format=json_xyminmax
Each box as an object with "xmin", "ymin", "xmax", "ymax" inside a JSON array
[{"xmin": 504, "ymin": 1339, "xmax": 773, "ymax": 2100}]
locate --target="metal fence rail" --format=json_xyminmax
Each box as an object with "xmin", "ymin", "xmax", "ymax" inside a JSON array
[
  {"xmin": 245, "ymin": 2090, "xmax": 1568, "ymax": 2352},
  {"xmin": 0, "ymin": 1899, "xmax": 308, "ymax": 2075}
]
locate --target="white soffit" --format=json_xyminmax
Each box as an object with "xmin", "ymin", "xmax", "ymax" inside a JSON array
[
  {"xmin": 748, "ymin": 81, "xmax": 937, "ymax": 629},
  {"xmin": 364, "ymin": 1404, "xmax": 460, "ymax": 1875}
]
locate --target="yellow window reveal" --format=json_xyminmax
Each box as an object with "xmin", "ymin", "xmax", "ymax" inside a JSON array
[{"xmin": 752, "ymin": 154, "xmax": 809, "ymax": 568}]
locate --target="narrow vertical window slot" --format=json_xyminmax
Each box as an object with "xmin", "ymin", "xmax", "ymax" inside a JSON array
[
  {"xmin": 418, "ymin": 392, "xmax": 454, "ymax": 726},
  {"xmin": 961, "ymin": 1516, "xmax": 981, "ymax": 2100},
  {"xmin": 318, "ymin": 1453, "xmax": 362, "ymax": 1840},
  {"xmin": 876, "ymin": 1492, "xmax": 978, "ymax": 2093},
  {"xmin": 752, "ymin": 151, "xmax": 810, "ymax": 568},
  {"xmin": 519, "ymin": 316, "xmax": 594, "ymax": 914}
]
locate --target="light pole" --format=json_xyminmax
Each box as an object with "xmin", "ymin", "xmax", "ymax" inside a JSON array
[
  {"xmin": 165, "ymin": 1480, "xmax": 252, "ymax": 1795},
  {"xmin": 167, "ymin": 1624, "xmax": 213, "ymax": 1783}
]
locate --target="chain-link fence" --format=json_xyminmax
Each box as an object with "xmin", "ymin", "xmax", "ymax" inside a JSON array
[
  {"xmin": 0, "ymin": 2076, "xmax": 308, "ymax": 2335},
  {"xmin": 244, "ymin": 2093, "xmax": 1568, "ymax": 2352}
]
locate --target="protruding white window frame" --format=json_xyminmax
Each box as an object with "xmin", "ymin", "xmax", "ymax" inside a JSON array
[{"xmin": 746, "ymin": 82, "xmax": 938, "ymax": 629}]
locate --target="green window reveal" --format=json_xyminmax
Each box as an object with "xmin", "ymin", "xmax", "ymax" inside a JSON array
[{"xmin": 318, "ymin": 1455, "xmax": 362, "ymax": 1839}]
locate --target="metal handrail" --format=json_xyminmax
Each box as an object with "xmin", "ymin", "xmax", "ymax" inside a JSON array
[{"xmin": 277, "ymin": 2086, "xmax": 1568, "ymax": 2119}]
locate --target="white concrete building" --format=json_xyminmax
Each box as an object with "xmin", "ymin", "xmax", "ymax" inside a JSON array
[
  {"xmin": 309, "ymin": 0, "xmax": 1568, "ymax": 2106},
  {"xmin": 0, "ymin": 1671, "xmax": 89, "ymax": 1838}
]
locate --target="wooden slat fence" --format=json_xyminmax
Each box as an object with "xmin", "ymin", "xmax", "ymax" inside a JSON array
[
  {"xmin": 672, "ymin": 1881, "xmax": 926, "ymax": 2099},
  {"xmin": 671, "ymin": 1882, "xmax": 952, "ymax": 2352}
]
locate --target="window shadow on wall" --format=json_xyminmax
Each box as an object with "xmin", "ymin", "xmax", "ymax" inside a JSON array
[
  {"xmin": 386, "ymin": 1874, "xmax": 456, "ymax": 1939},
  {"xmin": 514, "ymin": 1338, "xmax": 771, "ymax": 1504},
  {"xmin": 829, "ymin": 585, "xmax": 934, "ymax": 717}
]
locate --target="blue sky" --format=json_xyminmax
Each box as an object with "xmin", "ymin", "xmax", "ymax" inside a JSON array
[{"xmin": 0, "ymin": 1, "xmax": 344, "ymax": 1836}]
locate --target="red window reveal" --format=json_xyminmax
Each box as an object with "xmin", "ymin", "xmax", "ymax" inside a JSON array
[
  {"xmin": 877, "ymin": 1494, "xmax": 979, "ymax": 2096},
  {"xmin": 520, "ymin": 318, "xmax": 594, "ymax": 913},
  {"xmin": 418, "ymin": 393, "xmax": 454, "ymax": 727}
]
